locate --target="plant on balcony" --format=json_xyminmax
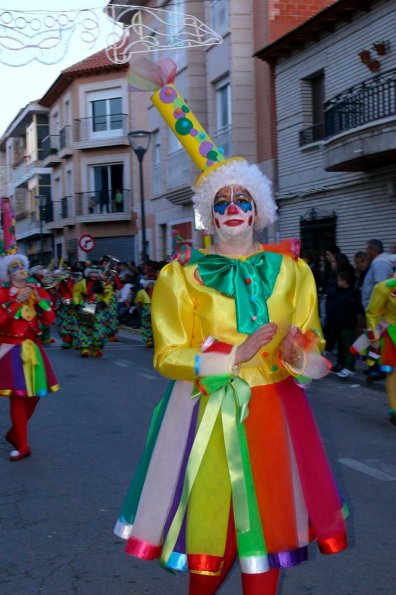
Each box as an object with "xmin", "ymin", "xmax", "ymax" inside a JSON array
[
  {"xmin": 372, "ymin": 41, "xmax": 388, "ymax": 56},
  {"xmin": 358, "ymin": 49, "xmax": 371, "ymax": 64},
  {"xmin": 368, "ymin": 59, "xmax": 380, "ymax": 73},
  {"xmin": 50, "ymin": 147, "xmax": 58, "ymax": 154}
]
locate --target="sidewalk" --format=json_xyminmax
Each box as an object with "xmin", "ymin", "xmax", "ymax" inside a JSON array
[{"xmin": 325, "ymin": 352, "xmax": 386, "ymax": 393}]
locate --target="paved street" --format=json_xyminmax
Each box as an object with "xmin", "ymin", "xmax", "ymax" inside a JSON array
[{"xmin": 1, "ymin": 330, "xmax": 395, "ymax": 595}]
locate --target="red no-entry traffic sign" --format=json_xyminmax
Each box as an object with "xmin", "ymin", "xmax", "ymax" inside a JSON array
[{"xmin": 79, "ymin": 234, "xmax": 96, "ymax": 252}]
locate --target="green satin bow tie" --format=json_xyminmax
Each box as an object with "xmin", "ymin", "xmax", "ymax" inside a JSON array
[{"xmin": 197, "ymin": 251, "xmax": 282, "ymax": 334}]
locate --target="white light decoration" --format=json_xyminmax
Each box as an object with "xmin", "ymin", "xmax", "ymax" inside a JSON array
[
  {"xmin": 103, "ymin": 3, "xmax": 223, "ymax": 65},
  {"xmin": 0, "ymin": 6, "xmax": 120, "ymax": 66},
  {"xmin": 0, "ymin": 4, "xmax": 222, "ymax": 67}
]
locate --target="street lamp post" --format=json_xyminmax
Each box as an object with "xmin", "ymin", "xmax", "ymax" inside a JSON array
[
  {"xmin": 128, "ymin": 130, "xmax": 151, "ymax": 265},
  {"xmin": 35, "ymin": 195, "xmax": 47, "ymax": 264}
]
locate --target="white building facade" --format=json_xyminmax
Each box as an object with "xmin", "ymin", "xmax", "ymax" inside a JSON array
[{"xmin": 257, "ymin": 0, "xmax": 396, "ymax": 258}]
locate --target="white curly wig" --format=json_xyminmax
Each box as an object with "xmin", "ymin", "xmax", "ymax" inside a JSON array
[
  {"xmin": 0, "ymin": 254, "xmax": 30, "ymax": 283},
  {"xmin": 193, "ymin": 158, "xmax": 278, "ymax": 232}
]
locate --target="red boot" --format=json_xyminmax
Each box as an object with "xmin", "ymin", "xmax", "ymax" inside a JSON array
[
  {"xmin": 8, "ymin": 397, "xmax": 38, "ymax": 462},
  {"xmin": 9, "ymin": 448, "xmax": 31, "ymax": 462}
]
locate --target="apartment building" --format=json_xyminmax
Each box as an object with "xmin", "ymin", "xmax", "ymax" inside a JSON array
[
  {"xmin": 0, "ymin": 46, "xmax": 137, "ymax": 264},
  {"xmin": 256, "ymin": 0, "xmax": 396, "ymax": 258},
  {"xmin": 0, "ymin": 101, "xmax": 53, "ymax": 261},
  {"xmin": 106, "ymin": 0, "xmax": 336, "ymax": 259},
  {"xmin": 38, "ymin": 47, "xmax": 136, "ymax": 263}
]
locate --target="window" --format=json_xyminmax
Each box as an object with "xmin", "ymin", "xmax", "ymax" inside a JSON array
[
  {"xmin": 152, "ymin": 130, "xmax": 161, "ymax": 196},
  {"xmin": 214, "ymin": 79, "xmax": 232, "ymax": 157},
  {"xmin": 167, "ymin": 0, "xmax": 186, "ymax": 67},
  {"xmin": 300, "ymin": 208, "xmax": 337, "ymax": 256},
  {"xmin": 210, "ymin": 0, "xmax": 229, "ymax": 36},
  {"xmin": 311, "ymin": 73, "xmax": 325, "ymax": 129},
  {"xmin": 216, "ymin": 81, "xmax": 231, "ymax": 130},
  {"xmin": 168, "ymin": 127, "xmax": 182, "ymax": 154},
  {"xmin": 153, "ymin": 130, "xmax": 161, "ymax": 165},
  {"xmin": 64, "ymin": 99, "xmax": 71, "ymax": 126},
  {"xmin": 299, "ymin": 71, "xmax": 325, "ymax": 146},
  {"xmin": 91, "ymin": 163, "xmax": 124, "ymax": 214},
  {"xmin": 91, "ymin": 97, "xmax": 122, "ymax": 132}
]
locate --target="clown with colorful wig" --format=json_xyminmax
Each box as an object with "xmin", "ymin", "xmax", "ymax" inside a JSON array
[
  {"xmin": 114, "ymin": 59, "xmax": 348, "ymax": 595},
  {"xmin": 365, "ymin": 273, "xmax": 396, "ymax": 425},
  {"xmin": 0, "ymin": 254, "xmax": 59, "ymax": 462}
]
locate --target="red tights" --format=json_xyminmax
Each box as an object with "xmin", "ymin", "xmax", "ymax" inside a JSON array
[
  {"xmin": 189, "ymin": 568, "xmax": 280, "ymax": 595},
  {"xmin": 8, "ymin": 396, "xmax": 39, "ymax": 453},
  {"xmin": 188, "ymin": 513, "xmax": 280, "ymax": 595}
]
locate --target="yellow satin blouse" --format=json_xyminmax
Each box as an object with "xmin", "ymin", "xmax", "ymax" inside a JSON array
[{"xmin": 152, "ymin": 251, "xmax": 324, "ymax": 388}]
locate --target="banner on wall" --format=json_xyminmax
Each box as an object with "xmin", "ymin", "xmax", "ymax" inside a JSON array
[{"xmin": 0, "ymin": 197, "xmax": 17, "ymax": 254}]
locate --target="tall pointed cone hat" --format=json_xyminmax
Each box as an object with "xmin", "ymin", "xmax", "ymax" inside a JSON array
[
  {"xmin": 129, "ymin": 58, "xmax": 277, "ymax": 232},
  {"xmin": 129, "ymin": 57, "xmax": 232, "ymax": 170}
]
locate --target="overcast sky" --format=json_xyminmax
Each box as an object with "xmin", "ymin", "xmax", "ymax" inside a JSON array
[{"xmin": 0, "ymin": 1, "xmax": 121, "ymax": 136}]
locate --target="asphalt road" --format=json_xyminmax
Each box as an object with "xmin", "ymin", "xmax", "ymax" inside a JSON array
[{"xmin": 0, "ymin": 330, "xmax": 395, "ymax": 595}]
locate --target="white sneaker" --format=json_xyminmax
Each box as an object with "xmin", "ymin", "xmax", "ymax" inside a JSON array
[{"xmin": 336, "ymin": 368, "xmax": 355, "ymax": 378}]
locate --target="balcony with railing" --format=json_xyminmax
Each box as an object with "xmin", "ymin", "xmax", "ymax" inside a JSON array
[
  {"xmin": 152, "ymin": 162, "xmax": 162, "ymax": 196},
  {"xmin": 45, "ymin": 196, "xmax": 73, "ymax": 229},
  {"xmin": 40, "ymin": 134, "xmax": 61, "ymax": 166},
  {"xmin": 74, "ymin": 189, "xmax": 132, "ymax": 221},
  {"xmin": 167, "ymin": 149, "xmax": 190, "ymax": 189},
  {"xmin": 299, "ymin": 68, "xmax": 396, "ymax": 171},
  {"xmin": 299, "ymin": 123, "xmax": 325, "ymax": 147},
  {"xmin": 164, "ymin": 149, "xmax": 193, "ymax": 205},
  {"xmin": 12, "ymin": 151, "xmax": 52, "ymax": 188},
  {"xmin": 59, "ymin": 125, "xmax": 72, "ymax": 157},
  {"xmin": 73, "ymin": 114, "xmax": 130, "ymax": 148}
]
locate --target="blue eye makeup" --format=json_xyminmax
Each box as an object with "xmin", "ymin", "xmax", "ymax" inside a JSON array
[
  {"xmin": 213, "ymin": 201, "xmax": 230, "ymax": 215},
  {"xmin": 9, "ymin": 262, "xmax": 25, "ymax": 273},
  {"xmin": 213, "ymin": 194, "xmax": 253, "ymax": 215}
]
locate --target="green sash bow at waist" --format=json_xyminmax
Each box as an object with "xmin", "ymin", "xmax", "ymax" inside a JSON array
[
  {"xmin": 197, "ymin": 251, "xmax": 282, "ymax": 334},
  {"xmin": 161, "ymin": 374, "xmax": 267, "ymax": 565}
]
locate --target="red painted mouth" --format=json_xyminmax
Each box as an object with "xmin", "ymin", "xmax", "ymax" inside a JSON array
[{"xmin": 224, "ymin": 219, "xmax": 244, "ymax": 226}]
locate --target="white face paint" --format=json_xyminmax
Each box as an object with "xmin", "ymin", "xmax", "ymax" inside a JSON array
[
  {"xmin": 8, "ymin": 260, "xmax": 28, "ymax": 284},
  {"xmin": 212, "ymin": 185, "xmax": 255, "ymax": 241}
]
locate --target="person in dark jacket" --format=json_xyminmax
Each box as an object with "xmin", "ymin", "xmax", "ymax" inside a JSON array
[
  {"xmin": 333, "ymin": 269, "xmax": 359, "ymax": 378},
  {"xmin": 324, "ymin": 252, "xmax": 355, "ymax": 356}
]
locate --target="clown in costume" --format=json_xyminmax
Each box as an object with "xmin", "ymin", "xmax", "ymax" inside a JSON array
[
  {"xmin": 0, "ymin": 254, "xmax": 59, "ymax": 461},
  {"xmin": 114, "ymin": 59, "xmax": 348, "ymax": 595},
  {"xmin": 56, "ymin": 269, "xmax": 78, "ymax": 349},
  {"xmin": 73, "ymin": 266, "xmax": 112, "ymax": 357},
  {"xmin": 365, "ymin": 274, "xmax": 396, "ymax": 425}
]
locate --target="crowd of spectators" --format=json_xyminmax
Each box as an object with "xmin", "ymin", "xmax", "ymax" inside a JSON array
[{"xmin": 302, "ymin": 238, "xmax": 396, "ymax": 380}]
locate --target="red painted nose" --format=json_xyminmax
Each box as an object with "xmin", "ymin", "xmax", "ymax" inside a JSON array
[{"xmin": 226, "ymin": 202, "xmax": 239, "ymax": 215}]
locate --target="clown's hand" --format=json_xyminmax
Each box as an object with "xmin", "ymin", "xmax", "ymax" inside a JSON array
[
  {"xmin": 16, "ymin": 287, "xmax": 33, "ymax": 303},
  {"xmin": 235, "ymin": 323, "xmax": 277, "ymax": 365},
  {"xmin": 280, "ymin": 325, "xmax": 330, "ymax": 379}
]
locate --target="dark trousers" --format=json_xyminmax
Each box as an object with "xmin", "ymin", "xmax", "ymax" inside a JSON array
[{"xmin": 336, "ymin": 328, "xmax": 356, "ymax": 370}]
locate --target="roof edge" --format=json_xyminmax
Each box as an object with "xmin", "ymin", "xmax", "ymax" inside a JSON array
[{"xmin": 255, "ymin": 0, "xmax": 375, "ymax": 63}]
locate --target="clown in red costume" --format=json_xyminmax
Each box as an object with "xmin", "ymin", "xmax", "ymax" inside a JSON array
[{"xmin": 0, "ymin": 254, "xmax": 60, "ymax": 461}]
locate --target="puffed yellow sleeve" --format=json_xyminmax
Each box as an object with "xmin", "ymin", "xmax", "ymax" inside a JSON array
[
  {"xmin": 152, "ymin": 262, "xmax": 236, "ymax": 381},
  {"xmin": 73, "ymin": 279, "xmax": 86, "ymax": 305},
  {"xmin": 292, "ymin": 259, "xmax": 325, "ymax": 352},
  {"xmin": 366, "ymin": 281, "xmax": 388, "ymax": 338},
  {"xmin": 276, "ymin": 259, "xmax": 327, "ymax": 379}
]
